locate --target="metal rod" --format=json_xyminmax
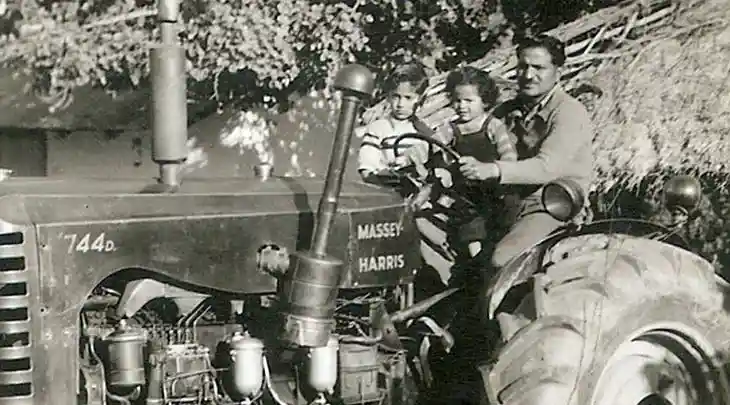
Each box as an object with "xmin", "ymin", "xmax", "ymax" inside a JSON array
[
  {"xmin": 390, "ymin": 288, "xmax": 460, "ymax": 323},
  {"xmin": 277, "ymin": 65, "xmax": 373, "ymax": 348},
  {"xmin": 310, "ymin": 93, "xmax": 362, "ymax": 257}
]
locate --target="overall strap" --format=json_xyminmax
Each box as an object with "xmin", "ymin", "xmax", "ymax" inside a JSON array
[
  {"xmin": 452, "ymin": 114, "xmax": 495, "ymax": 145},
  {"xmin": 479, "ymin": 113, "xmax": 495, "ymax": 142}
]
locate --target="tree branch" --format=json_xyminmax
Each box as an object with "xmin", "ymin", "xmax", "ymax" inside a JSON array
[
  {"xmin": 17, "ymin": 7, "xmax": 156, "ymax": 37},
  {"xmin": 82, "ymin": 8, "xmax": 156, "ymax": 30}
]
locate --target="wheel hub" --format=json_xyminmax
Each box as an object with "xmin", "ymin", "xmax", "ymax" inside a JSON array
[
  {"xmin": 592, "ymin": 326, "xmax": 718, "ymax": 405},
  {"xmin": 638, "ymin": 394, "xmax": 673, "ymax": 405}
]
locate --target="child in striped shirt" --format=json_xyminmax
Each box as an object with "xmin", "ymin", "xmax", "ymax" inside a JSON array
[{"xmin": 357, "ymin": 64, "xmax": 433, "ymax": 182}]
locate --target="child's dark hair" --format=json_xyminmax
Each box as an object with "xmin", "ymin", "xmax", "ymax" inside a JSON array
[
  {"xmin": 384, "ymin": 63, "xmax": 429, "ymax": 95},
  {"xmin": 445, "ymin": 66, "xmax": 500, "ymax": 107},
  {"xmin": 516, "ymin": 35, "xmax": 566, "ymax": 67}
]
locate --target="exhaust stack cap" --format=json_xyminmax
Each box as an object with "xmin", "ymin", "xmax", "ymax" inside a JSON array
[
  {"xmin": 333, "ymin": 64, "xmax": 375, "ymax": 97},
  {"xmin": 0, "ymin": 169, "xmax": 12, "ymax": 182},
  {"xmin": 254, "ymin": 163, "xmax": 273, "ymax": 181}
]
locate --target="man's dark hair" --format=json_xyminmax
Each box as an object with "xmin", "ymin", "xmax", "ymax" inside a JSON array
[
  {"xmin": 445, "ymin": 66, "xmax": 500, "ymax": 107},
  {"xmin": 516, "ymin": 35, "xmax": 567, "ymax": 67},
  {"xmin": 384, "ymin": 63, "xmax": 429, "ymax": 95}
]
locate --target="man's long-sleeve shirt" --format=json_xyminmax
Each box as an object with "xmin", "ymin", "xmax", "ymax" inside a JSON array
[{"xmin": 493, "ymin": 87, "xmax": 594, "ymax": 198}]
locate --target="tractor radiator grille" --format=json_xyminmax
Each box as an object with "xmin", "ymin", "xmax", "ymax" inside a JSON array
[{"xmin": 0, "ymin": 232, "xmax": 33, "ymax": 405}]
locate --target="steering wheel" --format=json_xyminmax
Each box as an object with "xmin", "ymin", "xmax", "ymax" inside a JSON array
[
  {"xmin": 390, "ymin": 133, "xmax": 486, "ymax": 211},
  {"xmin": 360, "ymin": 132, "xmax": 454, "ymax": 189},
  {"xmin": 391, "ymin": 132, "xmax": 461, "ymax": 165}
]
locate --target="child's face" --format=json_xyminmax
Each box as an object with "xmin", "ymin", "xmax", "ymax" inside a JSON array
[
  {"xmin": 389, "ymin": 82, "xmax": 421, "ymax": 120},
  {"xmin": 452, "ymin": 84, "xmax": 485, "ymax": 123}
]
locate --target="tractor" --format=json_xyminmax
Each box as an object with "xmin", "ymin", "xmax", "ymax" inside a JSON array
[
  {"xmin": 0, "ymin": 2, "xmax": 427, "ymax": 405},
  {"xmin": 384, "ymin": 131, "xmax": 730, "ymax": 405},
  {"xmin": 2, "ymin": 1, "xmax": 730, "ymax": 405}
]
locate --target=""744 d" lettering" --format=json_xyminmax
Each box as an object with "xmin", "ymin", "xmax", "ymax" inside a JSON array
[{"xmin": 63, "ymin": 232, "xmax": 117, "ymax": 254}]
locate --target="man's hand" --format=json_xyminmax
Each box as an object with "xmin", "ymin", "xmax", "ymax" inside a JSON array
[{"xmin": 458, "ymin": 156, "xmax": 500, "ymax": 181}]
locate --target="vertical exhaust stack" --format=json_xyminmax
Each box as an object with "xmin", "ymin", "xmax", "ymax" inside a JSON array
[
  {"xmin": 278, "ymin": 65, "xmax": 375, "ymax": 348},
  {"xmin": 150, "ymin": 0, "xmax": 187, "ymax": 189}
]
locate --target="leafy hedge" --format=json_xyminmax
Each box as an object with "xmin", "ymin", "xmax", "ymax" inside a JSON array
[{"xmin": 0, "ymin": 0, "xmax": 612, "ymax": 110}]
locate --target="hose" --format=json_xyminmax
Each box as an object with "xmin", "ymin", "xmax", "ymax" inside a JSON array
[
  {"xmin": 262, "ymin": 356, "xmax": 294, "ymax": 405},
  {"xmin": 339, "ymin": 329, "xmax": 384, "ymax": 345},
  {"xmin": 106, "ymin": 386, "xmax": 141, "ymax": 405}
]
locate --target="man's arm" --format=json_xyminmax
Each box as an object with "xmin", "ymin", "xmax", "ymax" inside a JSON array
[{"xmin": 495, "ymin": 99, "xmax": 592, "ymax": 184}]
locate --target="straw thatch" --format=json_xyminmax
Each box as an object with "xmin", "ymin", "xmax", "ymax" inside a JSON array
[
  {"xmin": 360, "ymin": 0, "xmax": 730, "ymax": 194},
  {"xmin": 590, "ymin": 0, "xmax": 730, "ymax": 193}
]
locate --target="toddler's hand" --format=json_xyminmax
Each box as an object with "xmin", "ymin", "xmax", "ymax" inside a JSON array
[
  {"xmin": 406, "ymin": 183, "xmax": 433, "ymax": 211},
  {"xmin": 433, "ymin": 168, "xmax": 453, "ymax": 188},
  {"xmin": 389, "ymin": 155, "xmax": 411, "ymax": 169},
  {"xmin": 404, "ymin": 144, "xmax": 429, "ymax": 166}
]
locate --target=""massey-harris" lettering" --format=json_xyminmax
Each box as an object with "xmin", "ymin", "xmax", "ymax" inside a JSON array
[
  {"xmin": 357, "ymin": 221, "xmax": 402, "ymax": 240},
  {"xmin": 358, "ymin": 254, "xmax": 406, "ymax": 273}
]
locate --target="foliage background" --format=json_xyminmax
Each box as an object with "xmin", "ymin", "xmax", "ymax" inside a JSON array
[
  {"xmin": 0, "ymin": 0, "xmax": 611, "ymax": 111},
  {"xmin": 2, "ymin": 0, "xmax": 730, "ymax": 268}
]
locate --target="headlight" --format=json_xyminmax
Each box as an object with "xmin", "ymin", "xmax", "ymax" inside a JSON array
[
  {"xmin": 663, "ymin": 175, "xmax": 702, "ymax": 215},
  {"xmin": 541, "ymin": 178, "xmax": 586, "ymax": 222}
]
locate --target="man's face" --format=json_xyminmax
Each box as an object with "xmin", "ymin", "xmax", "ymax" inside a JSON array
[
  {"xmin": 516, "ymin": 46, "xmax": 560, "ymax": 98},
  {"xmin": 389, "ymin": 82, "xmax": 421, "ymax": 120}
]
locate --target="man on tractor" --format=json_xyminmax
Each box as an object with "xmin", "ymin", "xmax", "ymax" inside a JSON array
[
  {"xmin": 399, "ymin": 34, "xmax": 597, "ymax": 405},
  {"xmin": 458, "ymin": 34, "xmax": 595, "ymax": 271}
]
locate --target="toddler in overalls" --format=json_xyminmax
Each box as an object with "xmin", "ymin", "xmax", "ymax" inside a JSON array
[{"xmin": 429, "ymin": 67, "xmax": 518, "ymax": 283}]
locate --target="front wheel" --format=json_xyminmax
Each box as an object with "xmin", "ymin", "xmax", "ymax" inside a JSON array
[{"xmin": 481, "ymin": 235, "xmax": 730, "ymax": 405}]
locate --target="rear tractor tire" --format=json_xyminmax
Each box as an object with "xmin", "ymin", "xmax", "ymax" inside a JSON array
[{"xmin": 482, "ymin": 235, "xmax": 730, "ymax": 405}]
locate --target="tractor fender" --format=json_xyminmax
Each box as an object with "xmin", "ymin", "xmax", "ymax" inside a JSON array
[
  {"xmin": 485, "ymin": 232, "xmax": 561, "ymax": 319},
  {"xmin": 485, "ymin": 218, "xmax": 691, "ymax": 319}
]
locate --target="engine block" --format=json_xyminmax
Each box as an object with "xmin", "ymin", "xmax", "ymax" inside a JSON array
[
  {"xmin": 338, "ymin": 343, "xmax": 381, "ymax": 403},
  {"xmin": 163, "ymin": 343, "xmax": 215, "ymax": 402},
  {"xmin": 76, "ymin": 284, "xmax": 412, "ymax": 405}
]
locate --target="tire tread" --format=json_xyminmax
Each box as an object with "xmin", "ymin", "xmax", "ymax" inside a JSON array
[{"xmin": 486, "ymin": 235, "xmax": 730, "ymax": 405}]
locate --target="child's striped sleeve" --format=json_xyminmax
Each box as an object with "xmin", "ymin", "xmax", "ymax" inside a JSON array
[
  {"xmin": 357, "ymin": 119, "xmax": 392, "ymax": 174},
  {"xmin": 358, "ymin": 132, "xmax": 384, "ymax": 174}
]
